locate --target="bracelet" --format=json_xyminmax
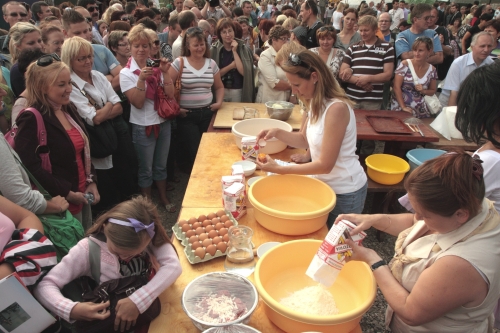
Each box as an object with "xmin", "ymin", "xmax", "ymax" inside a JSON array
[
  {"xmin": 382, "ymin": 214, "xmax": 392, "ymax": 232},
  {"xmin": 135, "ymin": 86, "xmax": 146, "ymax": 91},
  {"xmin": 371, "ymin": 259, "xmax": 387, "ymax": 271}
]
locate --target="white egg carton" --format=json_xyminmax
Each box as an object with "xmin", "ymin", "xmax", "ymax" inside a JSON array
[{"xmin": 172, "ymin": 209, "xmax": 239, "ymax": 265}]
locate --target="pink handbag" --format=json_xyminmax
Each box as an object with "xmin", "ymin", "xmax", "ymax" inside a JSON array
[{"xmin": 6, "ymin": 107, "xmax": 52, "ymax": 173}]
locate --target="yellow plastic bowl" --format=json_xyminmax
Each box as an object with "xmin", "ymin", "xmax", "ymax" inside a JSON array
[
  {"xmin": 365, "ymin": 154, "xmax": 410, "ymax": 185},
  {"xmin": 254, "ymin": 240, "xmax": 376, "ymax": 333},
  {"xmin": 248, "ymin": 175, "xmax": 336, "ymax": 235}
]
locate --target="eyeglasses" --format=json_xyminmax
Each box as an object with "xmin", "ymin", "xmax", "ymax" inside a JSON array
[
  {"xmin": 36, "ymin": 53, "xmax": 61, "ymax": 67},
  {"xmin": 278, "ymin": 36, "xmax": 290, "ymax": 42},
  {"xmin": 153, "ymin": 40, "xmax": 160, "ymax": 46},
  {"xmin": 76, "ymin": 55, "xmax": 93, "ymax": 63},
  {"xmin": 87, "ymin": 6, "xmax": 99, "ymax": 12},
  {"xmin": 8, "ymin": 12, "xmax": 28, "ymax": 17}
]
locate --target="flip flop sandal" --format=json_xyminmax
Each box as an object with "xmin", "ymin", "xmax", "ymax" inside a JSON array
[{"xmin": 165, "ymin": 203, "xmax": 176, "ymax": 213}]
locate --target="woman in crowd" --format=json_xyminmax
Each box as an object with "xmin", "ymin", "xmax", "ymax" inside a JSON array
[
  {"xmin": 391, "ymin": 37, "xmax": 437, "ymax": 118},
  {"xmin": 282, "ymin": 17, "xmax": 300, "ymax": 31},
  {"xmin": 120, "ymin": 24, "xmax": 175, "ymax": 213},
  {"xmin": 256, "ymin": 50, "xmax": 367, "ymax": 227},
  {"xmin": 166, "ymin": 27, "xmax": 224, "ymax": 172},
  {"xmin": 258, "ymin": 1, "xmax": 271, "ymax": 20},
  {"xmin": 41, "ymin": 24, "xmax": 64, "ymax": 56},
  {"xmin": 41, "ymin": 16, "xmax": 63, "ymax": 28},
  {"xmin": 236, "ymin": 17, "xmax": 257, "ymax": 53},
  {"xmin": 310, "ymin": 26, "xmax": 345, "ymax": 79},
  {"xmin": 470, "ymin": 5, "xmax": 485, "ymax": 26},
  {"xmin": 145, "ymin": 28, "xmax": 161, "ymax": 59},
  {"xmin": 8, "ymin": 22, "xmax": 43, "ymax": 97},
  {"xmin": 332, "ymin": 2, "xmax": 345, "ymax": 33},
  {"xmin": 104, "ymin": 21, "xmax": 131, "ymax": 47},
  {"xmin": 15, "ymin": 56, "xmax": 99, "ymax": 230},
  {"xmin": 448, "ymin": 16, "xmax": 462, "ymax": 37},
  {"xmin": 257, "ymin": 19, "xmax": 275, "ymax": 50},
  {"xmin": 102, "ymin": 5, "xmax": 119, "ymax": 24},
  {"xmin": 109, "ymin": 30, "xmax": 131, "ymax": 67},
  {"xmin": 463, "ymin": 5, "xmax": 476, "ymax": 25},
  {"xmin": 97, "ymin": 20, "xmax": 108, "ymax": 38},
  {"xmin": 335, "ymin": 8, "xmax": 361, "ymax": 51},
  {"xmin": 256, "ymin": 25, "xmax": 292, "ymax": 103},
  {"xmin": 210, "ymin": 18, "xmax": 255, "ymax": 103},
  {"xmin": 110, "ymin": 10, "xmax": 128, "ymax": 23},
  {"xmin": 483, "ymin": 20, "xmax": 500, "ymax": 59},
  {"xmin": 337, "ymin": 151, "xmax": 500, "ymax": 332}
]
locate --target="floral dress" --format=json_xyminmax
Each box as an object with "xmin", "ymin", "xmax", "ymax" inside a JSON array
[
  {"xmin": 310, "ymin": 47, "xmax": 345, "ymax": 79},
  {"xmin": 390, "ymin": 61, "xmax": 437, "ymax": 119}
]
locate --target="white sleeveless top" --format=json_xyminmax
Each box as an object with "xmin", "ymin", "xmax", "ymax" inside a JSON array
[{"xmin": 306, "ymin": 98, "xmax": 367, "ymax": 194}]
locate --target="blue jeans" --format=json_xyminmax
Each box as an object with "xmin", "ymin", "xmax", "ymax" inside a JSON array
[
  {"xmin": 131, "ymin": 121, "xmax": 171, "ymax": 188},
  {"xmin": 327, "ymin": 182, "xmax": 368, "ymax": 229}
]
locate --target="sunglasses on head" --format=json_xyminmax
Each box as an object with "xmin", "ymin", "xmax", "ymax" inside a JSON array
[
  {"xmin": 36, "ymin": 53, "xmax": 61, "ymax": 67},
  {"xmin": 88, "ymin": 6, "xmax": 99, "ymax": 12},
  {"xmin": 288, "ymin": 53, "xmax": 311, "ymax": 69},
  {"xmin": 319, "ymin": 26, "xmax": 335, "ymax": 32},
  {"xmin": 8, "ymin": 12, "xmax": 28, "ymax": 17}
]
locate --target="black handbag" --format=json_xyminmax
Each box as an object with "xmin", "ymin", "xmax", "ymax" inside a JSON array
[{"xmin": 71, "ymin": 83, "xmax": 118, "ymax": 158}]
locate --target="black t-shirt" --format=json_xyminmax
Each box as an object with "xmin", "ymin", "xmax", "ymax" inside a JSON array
[
  {"xmin": 306, "ymin": 20, "xmax": 324, "ymax": 49},
  {"xmin": 220, "ymin": 47, "xmax": 243, "ymax": 89},
  {"xmin": 10, "ymin": 63, "xmax": 25, "ymax": 99}
]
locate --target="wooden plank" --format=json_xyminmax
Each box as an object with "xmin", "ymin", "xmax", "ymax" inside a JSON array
[
  {"xmin": 149, "ymin": 207, "xmax": 329, "ymax": 333},
  {"xmin": 420, "ymin": 118, "xmax": 480, "ymax": 151},
  {"xmin": 213, "ymin": 102, "xmax": 304, "ymax": 130}
]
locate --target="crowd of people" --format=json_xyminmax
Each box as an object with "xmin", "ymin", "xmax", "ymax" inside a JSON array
[{"xmin": 0, "ymin": 0, "xmax": 500, "ymax": 332}]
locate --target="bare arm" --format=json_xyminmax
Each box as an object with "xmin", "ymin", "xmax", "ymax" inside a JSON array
[
  {"xmin": 232, "ymin": 45, "xmax": 244, "ymax": 76},
  {"xmin": 392, "ymin": 72, "xmax": 407, "ymax": 109},
  {"xmin": 400, "ymin": 51, "xmax": 414, "ymax": 60},
  {"xmin": 427, "ymin": 51, "xmax": 443, "ymax": 65},
  {"xmin": 448, "ymin": 90, "xmax": 458, "ymax": 106},
  {"xmin": 109, "ymin": 65, "xmax": 123, "ymax": 90},
  {"xmin": 462, "ymin": 31, "xmax": 471, "ymax": 54},
  {"xmin": 201, "ymin": 1, "xmax": 209, "ymax": 18},
  {"xmin": 219, "ymin": 2, "xmax": 232, "ymax": 17},
  {"xmin": 211, "ymin": 71, "xmax": 225, "ymax": 111},
  {"xmin": 0, "ymin": 196, "xmax": 43, "ymax": 233}
]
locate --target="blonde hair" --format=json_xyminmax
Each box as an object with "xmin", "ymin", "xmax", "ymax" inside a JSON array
[
  {"xmin": 128, "ymin": 24, "xmax": 153, "ymax": 46},
  {"xmin": 102, "ymin": 6, "xmax": 119, "ymax": 24},
  {"xmin": 279, "ymin": 50, "xmax": 353, "ymax": 124},
  {"xmin": 25, "ymin": 60, "xmax": 70, "ymax": 115},
  {"xmin": 275, "ymin": 40, "xmax": 307, "ymax": 66},
  {"xmin": 61, "ymin": 36, "xmax": 93, "ymax": 70},
  {"xmin": 87, "ymin": 196, "xmax": 174, "ymax": 250},
  {"xmin": 336, "ymin": 2, "xmax": 345, "ymax": 12},
  {"xmin": 145, "ymin": 28, "xmax": 160, "ymax": 58},
  {"xmin": 282, "ymin": 17, "xmax": 300, "ymax": 30},
  {"xmin": 8, "ymin": 22, "xmax": 41, "ymax": 64}
]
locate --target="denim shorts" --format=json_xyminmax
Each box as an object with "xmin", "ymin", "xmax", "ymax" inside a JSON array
[{"xmin": 326, "ymin": 181, "xmax": 368, "ymax": 229}]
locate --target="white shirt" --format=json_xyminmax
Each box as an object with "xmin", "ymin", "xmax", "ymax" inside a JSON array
[
  {"xmin": 172, "ymin": 35, "xmax": 183, "ymax": 61},
  {"xmin": 390, "ymin": 8, "xmax": 404, "ymax": 31},
  {"xmin": 70, "ymin": 70, "xmax": 121, "ymax": 170},
  {"xmin": 475, "ymin": 149, "xmax": 500, "ymax": 213},
  {"xmin": 332, "ymin": 11, "xmax": 343, "ymax": 30},
  {"xmin": 119, "ymin": 58, "xmax": 166, "ymax": 126},
  {"xmin": 306, "ymin": 99, "xmax": 367, "ymax": 194},
  {"xmin": 256, "ymin": 46, "xmax": 290, "ymax": 103}
]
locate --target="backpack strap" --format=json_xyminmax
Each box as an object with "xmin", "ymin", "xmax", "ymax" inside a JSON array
[
  {"xmin": 405, "ymin": 59, "xmax": 419, "ymax": 86},
  {"xmin": 87, "ymin": 238, "xmax": 101, "ymax": 285}
]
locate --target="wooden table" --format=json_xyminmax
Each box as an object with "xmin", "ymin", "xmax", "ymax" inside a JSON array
[
  {"xmin": 212, "ymin": 102, "xmax": 303, "ymax": 131},
  {"xmin": 149, "ymin": 208, "xmax": 329, "ymax": 333},
  {"xmin": 419, "ymin": 118, "xmax": 480, "ymax": 151}
]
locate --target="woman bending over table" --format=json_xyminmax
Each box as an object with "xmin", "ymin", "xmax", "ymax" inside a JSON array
[
  {"xmin": 256, "ymin": 50, "xmax": 367, "ymax": 228},
  {"xmin": 338, "ymin": 151, "xmax": 500, "ymax": 332}
]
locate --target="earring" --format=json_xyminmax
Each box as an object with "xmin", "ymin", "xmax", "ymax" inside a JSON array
[{"xmin": 314, "ymin": 81, "xmax": 317, "ymax": 84}]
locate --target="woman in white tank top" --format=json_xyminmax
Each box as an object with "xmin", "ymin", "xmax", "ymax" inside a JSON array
[{"xmin": 255, "ymin": 49, "xmax": 367, "ymax": 228}]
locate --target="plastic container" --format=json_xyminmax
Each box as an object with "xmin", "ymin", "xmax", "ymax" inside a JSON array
[
  {"xmin": 248, "ymin": 175, "xmax": 336, "ymax": 236},
  {"xmin": 232, "ymin": 161, "xmax": 256, "ymax": 177},
  {"xmin": 365, "ymin": 154, "xmax": 410, "ymax": 185},
  {"xmin": 265, "ymin": 101, "xmax": 294, "ymax": 121},
  {"xmin": 182, "ymin": 272, "xmax": 259, "ymax": 331},
  {"xmin": 406, "ymin": 148, "xmax": 446, "ymax": 172},
  {"xmin": 232, "ymin": 119, "xmax": 293, "ymax": 154},
  {"xmin": 254, "ymin": 240, "xmax": 376, "ymax": 333}
]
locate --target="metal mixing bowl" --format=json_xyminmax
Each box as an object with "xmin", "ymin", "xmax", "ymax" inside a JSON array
[{"xmin": 265, "ymin": 101, "xmax": 294, "ymax": 121}]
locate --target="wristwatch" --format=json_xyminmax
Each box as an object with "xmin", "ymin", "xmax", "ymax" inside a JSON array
[{"xmin": 371, "ymin": 259, "xmax": 387, "ymax": 271}]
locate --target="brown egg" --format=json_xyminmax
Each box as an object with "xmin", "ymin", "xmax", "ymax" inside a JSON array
[
  {"xmin": 195, "ymin": 227, "xmax": 204, "ymax": 235},
  {"xmin": 208, "ymin": 230, "xmax": 218, "ymax": 238},
  {"xmin": 185, "ymin": 230, "xmax": 196, "ymax": 238},
  {"xmin": 198, "ymin": 233, "xmax": 209, "ymax": 241},
  {"xmin": 215, "ymin": 222, "xmax": 224, "ymax": 231},
  {"xmin": 207, "ymin": 212, "xmax": 216, "ymax": 219},
  {"xmin": 189, "ymin": 235, "xmax": 198, "ymax": 244},
  {"xmin": 181, "ymin": 224, "xmax": 191, "ymax": 232},
  {"xmin": 194, "ymin": 247, "xmax": 205, "ymax": 259},
  {"xmin": 202, "ymin": 220, "xmax": 212, "ymax": 227},
  {"xmin": 224, "ymin": 220, "xmax": 233, "ymax": 229},
  {"xmin": 191, "ymin": 241, "xmax": 202, "ymax": 250},
  {"xmin": 178, "ymin": 219, "xmax": 188, "ymax": 226},
  {"xmin": 212, "ymin": 236, "xmax": 222, "ymax": 244},
  {"xmin": 220, "ymin": 215, "xmax": 229, "ymax": 223},
  {"xmin": 218, "ymin": 228, "xmax": 228, "ymax": 236},
  {"xmin": 202, "ymin": 238, "xmax": 212, "ymax": 247},
  {"xmin": 223, "ymin": 234, "xmax": 229, "ymax": 242},
  {"xmin": 188, "ymin": 217, "xmax": 198, "ymax": 224},
  {"xmin": 205, "ymin": 225, "xmax": 215, "ymax": 232},
  {"xmin": 192, "ymin": 222, "xmax": 202, "ymax": 229},
  {"xmin": 216, "ymin": 241, "xmax": 227, "ymax": 253},
  {"xmin": 211, "ymin": 217, "xmax": 219, "ymax": 225},
  {"xmin": 206, "ymin": 244, "xmax": 217, "ymax": 256},
  {"xmin": 198, "ymin": 215, "xmax": 207, "ymax": 222},
  {"xmin": 216, "ymin": 210, "xmax": 225, "ymax": 217}
]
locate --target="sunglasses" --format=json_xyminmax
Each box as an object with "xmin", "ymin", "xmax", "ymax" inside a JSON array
[
  {"xmin": 36, "ymin": 53, "xmax": 61, "ymax": 67},
  {"xmin": 153, "ymin": 40, "xmax": 160, "ymax": 46},
  {"xmin": 8, "ymin": 12, "xmax": 28, "ymax": 17},
  {"xmin": 87, "ymin": 6, "xmax": 99, "ymax": 12},
  {"xmin": 288, "ymin": 53, "xmax": 310, "ymax": 69},
  {"xmin": 278, "ymin": 36, "xmax": 290, "ymax": 42}
]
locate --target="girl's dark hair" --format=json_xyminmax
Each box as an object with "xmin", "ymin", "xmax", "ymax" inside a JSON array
[
  {"xmin": 483, "ymin": 19, "xmax": 500, "ymax": 33},
  {"xmin": 456, "ymin": 63, "xmax": 500, "ymax": 148},
  {"xmin": 137, "ymin": 17, "xmax": 157, "ymax": 31},
  {"xmin": 109, "ymin": 20, "xmax": 131, "ymax": 32},
  {"xmin": 134, "ymin": 8, "xmax": 155, "ymax": 21},
  {"xmin": 233, "ymin": 21, "xmax": 243, "ymax": 39},
  {"xmin": 344, "ymin": 8, "xmax": 359, "ymax": 19},
  {"xmin": 216, "ymin": 17, "xmax": 235, "ymax": 41},
  {"xmin": 405, "ymin": 151, "xmax": 485, "ymax": 218},
  {"xmin": 18, "ymin": 48, "xmax": 46, "ymax": 73},
  {"xmin": 258, "ymin": 19, "xmax": 275, "ymax": 35},
  {"xmin": 282, "ymin": 8, "xmax": 297, "ymax": 18},
  {"xmin": 110, "ymin": 10, "xmax": 126, "ymax": 22}
]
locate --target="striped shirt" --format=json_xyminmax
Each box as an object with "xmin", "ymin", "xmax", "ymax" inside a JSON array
[
  {"xmin": 171, "ymin": 57, "xmax": 219, "ymax": 109},
  {"xmin": 343, "ymin": 38, "xmax": 395, "ymax": 102}
]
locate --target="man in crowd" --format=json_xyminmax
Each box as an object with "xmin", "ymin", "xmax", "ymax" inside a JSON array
[
  {"xmin": 241, "ymin": 1, "xmax": 257, "ymax": 27},
  {"xmin": 428, "ymin": 6, "xmax": 453, "ymax": 79},
  {"xmin": 170, "ymin": 0, "xmax": 184, "ymax": 16},
  {"xmin": 401, "ymin": 0, "xmax": 409, "ymax": 21},
  {"xmin": 301, "ymin": 0, "xmax": 323, "ymax": 49},
  {"xmin": 439, "ymin": 32, "xmax": 495, "ymax": 107},
  {"xmin": 125, "ymin": 1, "xmax": 137, "ymax": 19},
  {"xmin": 395, "ymin": 3, "xmax": 443, "ymax": 65},
  {"xmin": 389, "ymin": 0, "xmax": 404, "ymax": 32},
  {"xmin": 158, "ymin": 15, "xmax": 182, "ymax": 51},
  {"xmin": 1, "ymin": 1, "xmax": 28, "ymax": 57},
  {"xmin": 184, "ymin": 0, "xmax": 196, "ymax": 10},
  {"xmin": 31, "ymin": 1, "xmax": 53, "ymax": 26},
  {"xmin": 379, "ymin": 12, "xmax": 394, "ymax": 109},
  {"xmin": 77, "ymin": 0, "xmax": 104, "ymax": 44},
  {"xmin": 172, "ymin": 10, "xmax": 197, "ymax": 59},
  {"xmin": 445, "ymin": 3, "xmax": 460, "ymax": 26},
  {"xmin": 201, "ymin": 0, "xmax": 231, "ymax": 21}
]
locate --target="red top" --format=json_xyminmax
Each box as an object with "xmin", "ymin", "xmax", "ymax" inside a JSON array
[{"xmin": 66, "ymin": 128, "xmax": 86, "ymax": 215}]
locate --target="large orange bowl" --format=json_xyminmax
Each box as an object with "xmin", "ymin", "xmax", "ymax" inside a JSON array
[
  {"xmin": 254, "ymin": 240, "xmax": 376, "ymax": 333},
  {"xmin": 248, "ymin": 175, "xmax": 336, "ymax": 235}
]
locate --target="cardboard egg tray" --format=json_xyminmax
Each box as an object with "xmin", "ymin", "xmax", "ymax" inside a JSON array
[{"xmin": 172, "ymin": 210, "xmax": 239, "ymax": 264}]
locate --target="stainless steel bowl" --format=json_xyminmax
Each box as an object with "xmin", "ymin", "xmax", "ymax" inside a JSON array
[
  {"xmin": 181, "ymin": 272, "xmax": 258, "ymax": 331},
  {"xmin": 265, "ymin": 101, "xmax": 294, "ymax": 121}
]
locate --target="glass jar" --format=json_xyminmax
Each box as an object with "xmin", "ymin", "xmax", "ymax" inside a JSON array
[{"xmin": 224, "ymin": 225, "xmax": 255, "ymax": 277}]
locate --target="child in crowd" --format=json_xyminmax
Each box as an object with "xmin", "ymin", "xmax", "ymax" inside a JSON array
[{"xmin": 34, "ymin": 196, "xmax": 182, "ymax": 331}]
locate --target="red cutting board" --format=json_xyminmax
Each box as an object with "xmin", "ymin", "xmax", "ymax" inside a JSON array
[{"xmin": 366, "ymin": 116, "xmax": 413, "ymax": 135}]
